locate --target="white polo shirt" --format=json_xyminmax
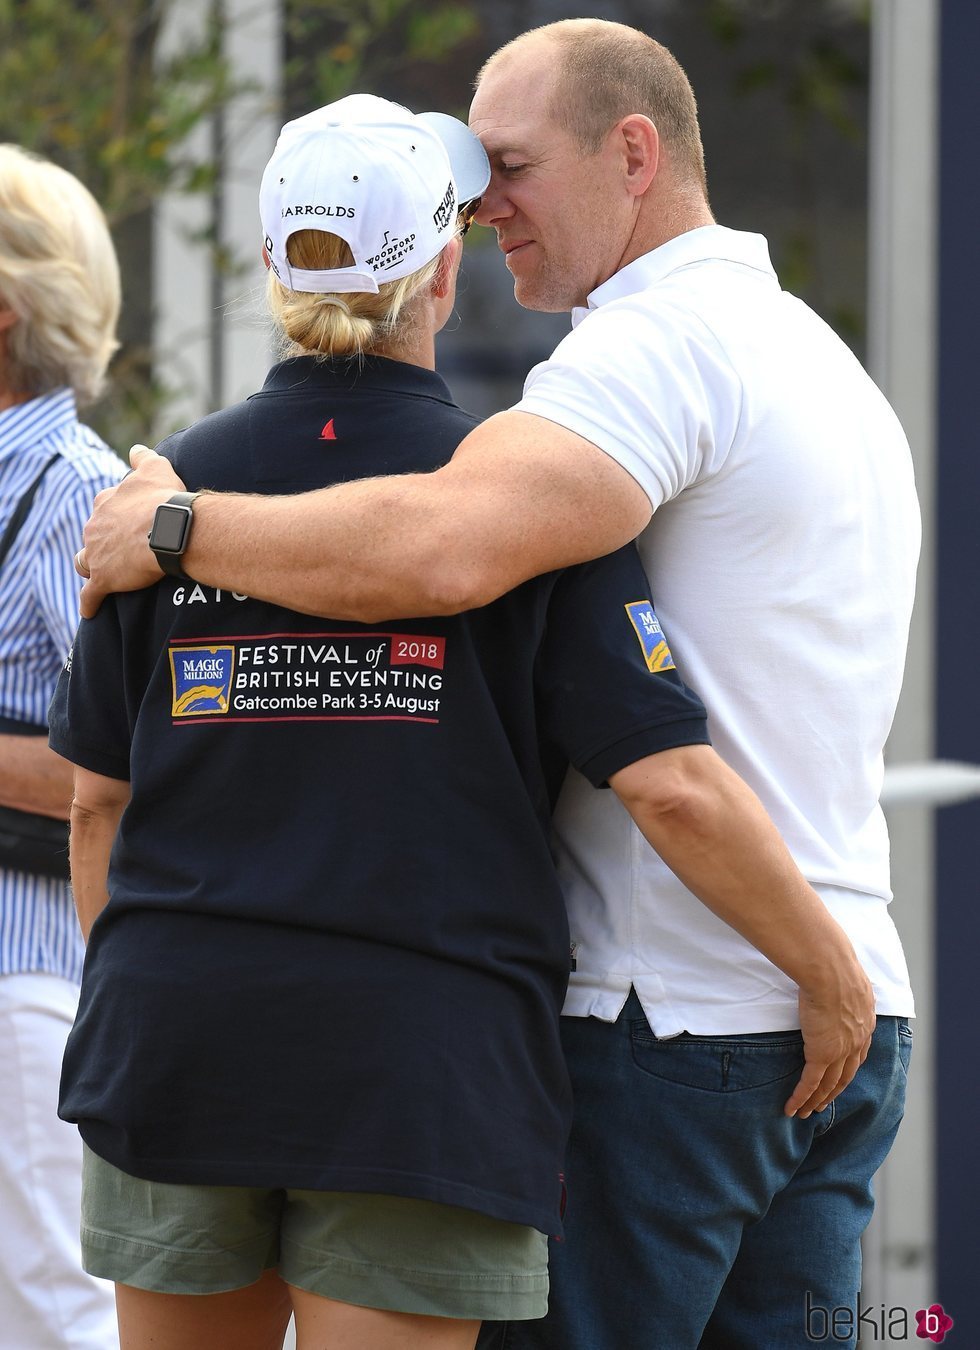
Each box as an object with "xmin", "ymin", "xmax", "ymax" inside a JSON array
[{"xmin": 516, "ymin": 226, "xmax": 920, "ymax": 1034}]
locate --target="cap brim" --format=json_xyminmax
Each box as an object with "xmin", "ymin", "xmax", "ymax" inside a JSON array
[{"xmin": 416, "ymin": 111, "xmax": 490, "ymax": 204}]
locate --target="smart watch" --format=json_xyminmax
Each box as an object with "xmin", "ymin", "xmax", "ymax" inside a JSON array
[{"xmin": 148, "ymin": 492, "xmax": 199, "ymax": 579}]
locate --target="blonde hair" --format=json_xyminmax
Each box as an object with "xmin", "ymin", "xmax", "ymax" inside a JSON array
[
  {"xmin": 479, "ymin": 20, "xmax": 708, "ymax": 195},
  {"xmin": 266, "ymin": 229, "xmax": 445, "ymax": 360},
  {"xmin": 0, "ymin": 145, "xmax": 121, "ymax": 405}
]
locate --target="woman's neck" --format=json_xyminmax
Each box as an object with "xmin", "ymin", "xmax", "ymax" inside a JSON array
[
  {"xmin": 369, "ymin": 327, "xmax": 436, "ymax": 371},
  {"xmin": 0, "ymin": 387, "xmax": 30, "ymax": 413}
]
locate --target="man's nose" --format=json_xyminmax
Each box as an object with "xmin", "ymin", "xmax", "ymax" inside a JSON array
[{"xmin": 473, "ymin": 178, "xmax": 513, "ymax": 226}]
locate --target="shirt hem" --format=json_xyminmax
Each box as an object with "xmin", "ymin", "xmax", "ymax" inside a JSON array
[
  {"xmin": 562, "ymin": 978, "xmax": 914, "ymax": 1034},
  {"xmin": 75, "ymin": 1125, "xmax": 564, "ymax": 1237}
]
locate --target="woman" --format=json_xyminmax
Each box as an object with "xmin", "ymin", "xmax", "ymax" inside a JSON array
[
  {"xmin": 0, "ymin": 144, "xmax": 122, "ymax": 1349},
  {"xmin": 50, "ymin": 96, "xmax": 710, "ymax": 1350}
]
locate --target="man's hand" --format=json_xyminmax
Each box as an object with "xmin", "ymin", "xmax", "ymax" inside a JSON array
[
  {"xmin": 75, "ymin": 445, "xmax": 184, "ymax": 617},
  {"xmin": 783, "ymin": 969, "xmax": 876, "ymax": 1119}
]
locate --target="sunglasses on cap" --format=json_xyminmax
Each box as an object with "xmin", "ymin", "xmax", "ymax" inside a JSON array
[{"xmin": 458, "ymin": 197, "xmax": 482, "ymax": 236}]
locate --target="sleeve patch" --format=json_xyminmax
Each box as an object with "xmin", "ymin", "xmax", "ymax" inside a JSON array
[{"xmin": 624, "ymin": 601, "xmax": 676, "ymax": 673}]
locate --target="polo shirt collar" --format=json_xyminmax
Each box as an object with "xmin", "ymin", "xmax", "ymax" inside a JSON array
[
  {"xmin": 0, "ymin": 388, "xmax": 76, "ymax": 467},
  {"xmin": 262, "ymin": 355, "xmax": 458, "ymax": 406},
  {"xmin": 570, "ymin": 225, "xmax": 776, "ymax": 328}
]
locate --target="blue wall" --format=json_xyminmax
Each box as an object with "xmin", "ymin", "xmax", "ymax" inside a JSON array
[{"xmin": 936, "ymin": 0, "xmax": 980, "ymax": 1331}]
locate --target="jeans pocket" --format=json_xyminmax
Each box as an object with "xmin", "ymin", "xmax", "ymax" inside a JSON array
[
  {"xmin": 629, "ymin": 1024, "xmax": 805, "ymax": 1092},
  {"xmin": 897, "ymin": 1020, "xmax": 913, "ymax": 1076}
]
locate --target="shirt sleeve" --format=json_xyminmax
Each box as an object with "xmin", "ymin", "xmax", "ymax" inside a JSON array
[
  {"xmin": 514, "ymin": 299, "xmax": 743, "ymax": 512},
  {"xmin": 535, "ymin": 545, "xmax": 710, "ymax": 787},
  {"xmin": 48, "ymin": 596, "xmax": 139, "ymax": 782},
  {"xmin": 33, "ymin": 463, "xmax": 124, "ymax": 658}
]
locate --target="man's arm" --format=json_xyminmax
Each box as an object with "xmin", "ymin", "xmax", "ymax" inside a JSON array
[
  {"xmin": 609, "ymin": 744, "xmax": 876, "ymax": 1119},
  {"xmin": 68, "ymin": 766, "xmax": 130, "ymax": 941},
  {"xmin": 77, "ymin": 412, "xmax": 652, "ymax": 619},
  {"xmin": 0, "ymin": 734, "xmax": 75, "ymax": 819}
]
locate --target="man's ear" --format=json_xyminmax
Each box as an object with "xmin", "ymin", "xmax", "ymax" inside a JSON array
[
  {"xmin": 432, "ymin": 236, "xmax": 463, "ymax": 298},
  {"xmin": 617, "ymin": 114, "xmax": 659, "ymax": 197},
  {"xmin": 0, "ymin": 307, "xmax": 18, "ymax": 333}
]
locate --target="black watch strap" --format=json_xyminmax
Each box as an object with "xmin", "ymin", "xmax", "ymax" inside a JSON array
[
  {"xmin": 149, "ymin": 491, "xmax": 199, "ymax": 580},
  {"xmin": 155, "ymin": 550, "xmax": 190, "ymax": 580}
]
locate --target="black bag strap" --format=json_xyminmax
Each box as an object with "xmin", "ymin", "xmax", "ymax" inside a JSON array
[{"xmin": 0, "ymin": 453, "xmax": 61, "ymax": 571}]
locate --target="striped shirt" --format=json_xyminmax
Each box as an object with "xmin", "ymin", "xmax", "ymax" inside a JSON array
[{"xmin": 0, "ymin": 389, "xmax": 124, "ymax": 982}]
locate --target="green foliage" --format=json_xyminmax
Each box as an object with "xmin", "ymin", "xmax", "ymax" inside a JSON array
[
  {"xmin": 283, "ymin": 0, "xmax": 480, "ymax": 116},
  {"xmin": 789, "ymin": 38, "xmax": 864, "ymax": 142},
  {"xmin": 0, "ymin": 0, "xmax": 244, "ymax": 447},
  {"xmin": 0, "ymin": 0, "xmax": 241, "ymax": 226},
  {"xmin": 707, "ymin": 0, "xmax": 866, "ymax": 146},
  {"xmin": 733, "ymin": 42, "xmax": 863, "ymax": 142},
  {"xmin": 707, "ymin": 0, "xmax": 745, "ymax": 47},
  {"xmin": 0, "ymin": 0, "xmax": 477, "ymax": 448},
  {"xmin": 705, "ymin": 0, "xmax": 870, "ymax": 347}
]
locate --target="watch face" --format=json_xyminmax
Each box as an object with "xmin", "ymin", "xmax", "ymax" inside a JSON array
[{"xmin": 151, "ymin": 504, "xmax": 190, "ymax": 554}]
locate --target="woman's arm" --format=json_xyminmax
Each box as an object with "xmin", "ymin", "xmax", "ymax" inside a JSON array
[
  {"xmin": 69, "ymin": 766, "xmax": 130, "ymax": 941},
  {"xmin": 0, "ymin": 734, "xmax": 75, "ymax": 818}
]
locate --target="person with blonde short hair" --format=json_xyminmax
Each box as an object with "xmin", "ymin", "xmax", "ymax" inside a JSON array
[
  {"xmin": 0, "ymin": 146, "xmax": 120, "ymax": 404},
  {"xmin": 0, "ymin": 144, "xmax": 122, "ymax": 1348}
]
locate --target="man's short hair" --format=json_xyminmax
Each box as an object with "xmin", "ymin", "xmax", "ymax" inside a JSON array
[
  {"xmin": 0, "ymin": 145, "xmax": 120, "ymax": 406},
  {"xmin": 479, "ymin": 20, "xmax": 708, "ymax": 195}
]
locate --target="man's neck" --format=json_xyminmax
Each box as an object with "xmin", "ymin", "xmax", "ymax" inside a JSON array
[
  {"xmin": 609, "ymin": 177, "xmax": 717, "ymax": 284},
  {"xmin": 624, "ymin": 209, "xmax": 716, "ymax": 272}
]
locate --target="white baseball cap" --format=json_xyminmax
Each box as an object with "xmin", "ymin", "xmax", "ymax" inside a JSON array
[{"xmin": 260, "ymin": 94, "xmax": 490, "ymax": 295}]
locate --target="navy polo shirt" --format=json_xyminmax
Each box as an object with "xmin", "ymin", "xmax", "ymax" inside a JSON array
[{"xmin": 50, "ymin": 357, "xmax": 709, "ymax": 1235}]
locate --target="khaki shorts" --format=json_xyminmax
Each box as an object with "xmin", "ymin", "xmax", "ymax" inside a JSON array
[{"xmin": 80, "ymin": 1146, "xmax": 548, "ymax": 1320}]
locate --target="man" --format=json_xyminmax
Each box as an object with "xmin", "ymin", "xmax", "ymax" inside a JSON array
[
  {"xmin": 0, "ymin": 145, "xmax": 122, "ymax": 1348},
  {"xmin": 75, "ymin": 19, "xmax": 918, "ymax": 1350}
]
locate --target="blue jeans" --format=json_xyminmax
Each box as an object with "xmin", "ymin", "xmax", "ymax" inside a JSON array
[{"xmin": 478, "ymin": 991, "xmax": 911, "ymax": 1350}]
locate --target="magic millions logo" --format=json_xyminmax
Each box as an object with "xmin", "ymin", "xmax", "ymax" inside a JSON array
[
  {"xmin": 624, "ymin": 600, "xmax": 676, "ymax": 674},
  {"xmin": 170, "ymin": 645, "xmax": 235, "ymax": 717}
]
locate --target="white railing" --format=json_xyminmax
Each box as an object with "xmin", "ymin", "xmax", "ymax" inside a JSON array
[{"xmin": 883, "ymin": 759, "xmax": 980, "ymax": 806}]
